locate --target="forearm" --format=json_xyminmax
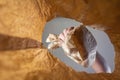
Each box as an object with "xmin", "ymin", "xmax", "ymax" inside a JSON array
[{"xmin": 92, "ymin": 51, "xmax": 111, "ymax": 73}]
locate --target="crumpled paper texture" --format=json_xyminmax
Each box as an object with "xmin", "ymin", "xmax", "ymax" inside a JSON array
[{"xmin": 0, "ymin": 0, "xmax": 120, "ymax": 80}]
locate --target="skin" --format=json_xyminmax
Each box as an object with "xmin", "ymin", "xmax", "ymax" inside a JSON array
[
  {"xmin": 92, "ymin": 51, "xmax": 111, "ymax": 73},
  {"xmin": 58, "ymin": 27, "xmax": 111, "ymax": 73}
]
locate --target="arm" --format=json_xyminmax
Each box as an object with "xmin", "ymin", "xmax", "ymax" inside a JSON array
[
  {"xmin": 58, "ymin": 26, "xmax": 111, "ymax": 73},
  {"xmin": 91, "ymin": 51, "xmax": 111, "ymax": 73}
]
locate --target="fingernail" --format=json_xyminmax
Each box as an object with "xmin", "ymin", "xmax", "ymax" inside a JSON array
[
  {"xmin": 70, "ymin": 27, "xmax": 74, "ymax": 30},
  {"xmin": 71, "ymin": 27, "xmax": 74, "ymax": 29}
]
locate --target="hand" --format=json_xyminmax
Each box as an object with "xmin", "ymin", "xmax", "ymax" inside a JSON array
[
  {"xmin": 58, "ymin": 26, "xmax": 97, "ymax": 67},
  {"xmin": 58, "ymin": 27, "xmax": 85, "ymax": 64},
  {"xmin": 58, "ymin": 27, "xmax": 76, "ymax": 54}
]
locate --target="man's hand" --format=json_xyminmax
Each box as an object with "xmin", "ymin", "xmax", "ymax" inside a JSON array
[
  {"xmin": 58, "ymin": 27, "xmax": 85, "ymax": 64},
  {"xmin": 58, "ymin": 26, "xmax": 98, "ymax": 67},
  {"xmin": 58, "ymin": 27, "xmax": 76, "ymax": 54}
]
